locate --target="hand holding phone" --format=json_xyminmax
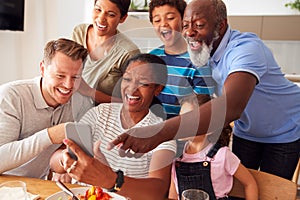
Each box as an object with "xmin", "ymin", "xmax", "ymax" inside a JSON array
[{"xmin": 64, "ymin": 122, "xmax": 94, "ymax": 160}]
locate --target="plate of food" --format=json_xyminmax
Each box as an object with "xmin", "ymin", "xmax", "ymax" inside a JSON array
[{"xmin": 46, "ymin": 186, "xmax": 127, "ymax": 200}]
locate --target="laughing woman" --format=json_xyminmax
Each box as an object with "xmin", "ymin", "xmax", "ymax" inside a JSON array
[
  {"xmin": 50, "ymin": 54, "xmax": 176, "ymax": 200},
  {"xmin": 72, "ymin": 0, "xmax": 140, "ymax": 103}
]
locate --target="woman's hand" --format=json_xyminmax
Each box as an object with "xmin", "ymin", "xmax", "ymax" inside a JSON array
[
  {"xmin": 51, "ymin": 172, "xmax": 72, "ymax": 183},
  {"xmin": 78, "ymin": 78, "xmax": 122, "ymax": 104},
  {"xmin": 78, "ymin": 79, "xmax": 95, "ymax": 98},
  {"xmin": 62, "ymin": 139, "xmax": 116, "ymax": 188}
]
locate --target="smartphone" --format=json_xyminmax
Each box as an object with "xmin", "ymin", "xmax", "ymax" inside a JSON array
[{"xmin": 64, "ymin": 122, "xmax": 94, "ymax": 160}]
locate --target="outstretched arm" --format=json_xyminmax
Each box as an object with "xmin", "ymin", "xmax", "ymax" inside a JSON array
[{"xmin": 108, "ymin": 72, "xmax": 257, "ymax": 154}]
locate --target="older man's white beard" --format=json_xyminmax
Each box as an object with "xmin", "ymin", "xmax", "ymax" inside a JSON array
[{"xmin": 188, "ymin": 42, "xmax": 213, "ymax": 68}]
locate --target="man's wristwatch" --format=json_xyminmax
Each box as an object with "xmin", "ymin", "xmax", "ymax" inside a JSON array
[{"xmin": 108, "ymin": 170, "xmax": 124, "ymax": 192}]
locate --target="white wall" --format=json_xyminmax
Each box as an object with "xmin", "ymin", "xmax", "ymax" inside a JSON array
[
  {"xmin": 0, "ymin": 0, "xmax": 299, "ymax": 85},
  {"xmin": 0, "ymin": 0, "xmax": 90, "ymax": 84},
  {"xmin": 223, "ymin": 0, "xmax": 300, "ymax": 15}
]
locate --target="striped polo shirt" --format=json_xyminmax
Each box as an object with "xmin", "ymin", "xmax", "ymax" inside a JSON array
[{"xmin": 150, "ymin": 46, "xmax": 215, "ymax": 119}]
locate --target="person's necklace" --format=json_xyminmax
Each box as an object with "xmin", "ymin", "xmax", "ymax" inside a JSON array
[{"xmin": 121, "ymin": 111, "xmax": 134, "ymax": 129}]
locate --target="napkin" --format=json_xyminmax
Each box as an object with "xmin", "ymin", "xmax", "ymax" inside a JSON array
[{"xmin": 0, "ymin": 186, "xmax": 40, "ymax": 200}]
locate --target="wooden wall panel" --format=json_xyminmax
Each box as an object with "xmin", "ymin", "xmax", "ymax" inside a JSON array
[
  {"xmin": 228, "ymin": 16, "xmax": 262, "ymax": 37},
  {"xmin": 261, "ymin": 16, "xmax": 300, "ymax": 40},
  {"xmin": 228, "ymin": 15, "xmax": 300, "ymax": 40}
]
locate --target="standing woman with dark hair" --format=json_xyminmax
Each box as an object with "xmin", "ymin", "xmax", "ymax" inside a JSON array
[{"xmin": 72, "ymin": 0, "xmax": 140, "ymax": 103}]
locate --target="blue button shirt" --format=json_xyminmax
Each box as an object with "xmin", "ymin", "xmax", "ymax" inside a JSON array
[{"xmin": 210, "ymin": 27, "xmax": 300, "ymax": 143}]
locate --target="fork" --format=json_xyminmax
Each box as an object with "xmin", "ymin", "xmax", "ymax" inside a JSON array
[{"xmin": 56, "ymin": 180, "xmax": 80, "ymax": 200}]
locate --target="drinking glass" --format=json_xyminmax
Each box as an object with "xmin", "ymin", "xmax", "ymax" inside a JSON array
[
  {"xmin": 181, "ymin": 189, "xmax": 209, "ymax": 200},
  {"xmin": 0, "ymin": 180, "xmax": 28, "ymax": 200}
]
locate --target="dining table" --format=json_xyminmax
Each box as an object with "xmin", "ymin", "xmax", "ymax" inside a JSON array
[
  {"xmin": 0, "ymin": 174, "xmax": 81, "ymax": 199},
  {"xmin": 0, "ymin": 174, "xmax": 173, "ymax": 200}
]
